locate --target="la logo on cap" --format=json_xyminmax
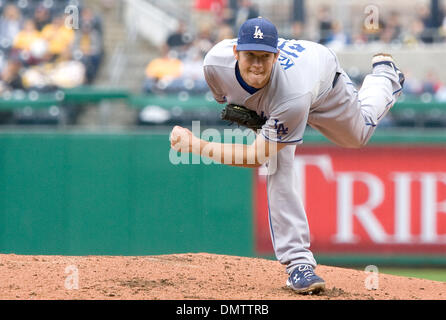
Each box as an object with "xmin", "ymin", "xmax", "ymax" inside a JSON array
[{"xmin": 253, "ymin": 26, "xmax": 263, "ymax": 39}]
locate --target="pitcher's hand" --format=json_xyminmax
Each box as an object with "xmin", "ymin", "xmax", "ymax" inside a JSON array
[{"xmin": 170, "ymin": 126, "xmax": 194, "ymax": 153}]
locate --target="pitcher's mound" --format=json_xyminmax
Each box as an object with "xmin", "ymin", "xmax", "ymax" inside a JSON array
[{"xmin": 0, "ymin": 252, "xmax": 444, "ymax": 300}]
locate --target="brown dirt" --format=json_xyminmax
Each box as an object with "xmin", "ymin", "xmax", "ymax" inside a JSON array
[{"xmin": 0, "ymin": 253, "xmax": 444, "ymax": 300}]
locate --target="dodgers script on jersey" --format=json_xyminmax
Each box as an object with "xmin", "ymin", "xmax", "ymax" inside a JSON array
[{"xmin": 203, "ymin": 38, "xmax": 340, "ymax": 144}]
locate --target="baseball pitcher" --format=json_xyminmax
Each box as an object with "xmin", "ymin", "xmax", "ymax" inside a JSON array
[{"xmin": 170, "ymin": 17, "xmax": 404, "ymax": 294}]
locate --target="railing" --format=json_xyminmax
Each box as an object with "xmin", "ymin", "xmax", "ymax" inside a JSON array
[
  {"xmin": 1, "ymin": 88, "xmax": 446, "ymax": 128},
  {"xmin": 123, "ymin": 0, "xmax": 178, "ymax": 47}
]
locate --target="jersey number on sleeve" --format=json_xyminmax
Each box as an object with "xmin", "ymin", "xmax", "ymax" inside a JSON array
[{"xmin": 277, "ymin": 40, "xmax": 306, "ymax": 70}]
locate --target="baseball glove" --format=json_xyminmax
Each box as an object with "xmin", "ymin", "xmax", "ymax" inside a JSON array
[{"xmin": 220, "ymin": 104, "xmax": 266, "ymax": 131}]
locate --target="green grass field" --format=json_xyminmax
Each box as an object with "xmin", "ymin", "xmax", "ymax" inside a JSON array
[{"xmin": 373, "ymin": 268, "xmax": 446, "ymax": 282}]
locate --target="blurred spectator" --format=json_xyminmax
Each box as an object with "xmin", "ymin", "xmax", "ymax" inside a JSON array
[
  {"xmin": 422, "ymin": 70, "xmax": 443, "ymax": 94},
  {"xmin": 144, "ymin": 45, "xmax": 184, "ymax": 93},
  {"xmin": 73, "ymin": 21, "xmax": 104, "ymax": 83},
  {"xmin": 290, "ymin": 21, "xmax": 305, "ymax": 40},
  {"xmin": 380, "ymin": 27, "xmax": 396, "ymax": 44},
  {"xmin": 181, "ymin": 48, "xmax": 209, "ymax": 93},
  {"xmin": 145, "ymin": 46, "xmax": 183, "ymax": 80},
  {"xmin": 22, "ymin": 48, "xmax": 86, "ymax": 90},
  {"xmin": 233, "ymin": 0, "xmax": 259, "ymax": 32},
  {"xmin": 47, "ymin": 50, "xmax": 86, "ymax": 89},
  {"xmin": 192, "ymin": 23, "xmax": 214, "ymax": 57},
  {"xmin": 222, "ymin": 0, "xmax": 238, "ymax": 27},
  {"xmin": 403, "ymin": 18, "xmax": 425, "ymax": 45},
  {"xmin": 215, "ymin": 23, "xmax": 234, "ymax": 42},
  {"xmin": 325, "ymin": 21, "xmax": 349, "ymax": 51},
  {"xmin": 0, "ymin": 4, "xmax": 22, "ymax": 48},
  {"xmin": 316, "ymin": 5, "xmax": 333, "ymax": 44},
  {"xmin": 80, "ymin": 7, "xmax": 103, "ymax": 34},
  {"xmin": 401, "ymin": 71, "xmax": 424, "ymax": 96},
  {"xmin": 34, "ymin": 5, "xmax": 51, "ymax": 31},
  {"xmin": 41, "ymin": 14, "xmax": 75, "ymax": 58},
  {"xmin": 144, "ymin": 39, "xmax": 210, "ymax": 95},
  {"xmin": 380, "ymin": 11, "xmax": 402, "ymax": 44},
  {"xmin": 417, "ymin": 4, "xmax": 438, "ymax": 43},
  {"xmin": 0, "ymin": 57, "xmax": 23, "ymax": 93},
  {"xmin": 12, "ymin": 19, "xmax": 48, "ymax": 65},
  {"xmin": 182, "ymin": 49, "xmax": 204, "ymax": 80},
  {"xmin": 12, "ymin": 19, "xmax": 41, "ymax": 52},
  {"xmin": 165, "ymin": 20, "xmax": 193, "ymax": 58},
  {"xmin": 400, "ymin": 70, "xmax": 444, "ymax": 98},
  {"xmin": 291, "ymin": 0, "xmax": 306, "ymax": 26}
]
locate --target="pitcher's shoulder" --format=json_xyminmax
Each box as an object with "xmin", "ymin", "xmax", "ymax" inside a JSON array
[
  {"xmin": 277, "ymin": 38, "xmax": 331, "ymax": 55},
  {"xmin": 203, "ymin": 39, "xmax": 238, "ymax": 68}
]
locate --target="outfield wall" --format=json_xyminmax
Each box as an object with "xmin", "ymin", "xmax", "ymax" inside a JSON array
[
  {"xmin": 0, "ymin": 129, "xmax": 445, "ymax": 266},
  {"xmin": 0, "ymin": 132, "xmax": 253, "ymax": 256}
]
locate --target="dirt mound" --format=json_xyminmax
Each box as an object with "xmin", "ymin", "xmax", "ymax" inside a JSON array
[{"xmin": 0, "ymin": 253, "xmax": 444, "ymax": 300}]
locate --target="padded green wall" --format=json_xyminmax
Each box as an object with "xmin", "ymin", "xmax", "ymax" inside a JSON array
[{"xmin": 0, "ymin": 132, "xmax": 254, "ymax": 256}]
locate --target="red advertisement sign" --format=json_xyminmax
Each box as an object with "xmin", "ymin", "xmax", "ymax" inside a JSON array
[{"xmin": 255, "ymin": 146, "xmax": 446, "ymax": 255}]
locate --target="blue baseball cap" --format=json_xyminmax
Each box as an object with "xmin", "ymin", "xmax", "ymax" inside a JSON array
[{"xmin": 236, "ymin": 17, "xmax": 279, "ymax": 53}]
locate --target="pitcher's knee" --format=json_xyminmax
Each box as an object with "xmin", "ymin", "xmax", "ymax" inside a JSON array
[{"xmin": 338, "ymin": 135, "xmax": 371, "ymax": 148}]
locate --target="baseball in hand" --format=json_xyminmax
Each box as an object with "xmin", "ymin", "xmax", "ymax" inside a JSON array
[{"xmin": 170, "ymin": 126, "xmax": 193, "ymax": 153}]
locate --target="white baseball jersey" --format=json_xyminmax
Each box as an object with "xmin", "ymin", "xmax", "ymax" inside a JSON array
[
  {"xmin": 203, "ymin": 37, "xmax": 402, "ymax": 274},
  {"xmin": 204, "ymin": 38, "xmax": 340, "ymax": 144}
]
